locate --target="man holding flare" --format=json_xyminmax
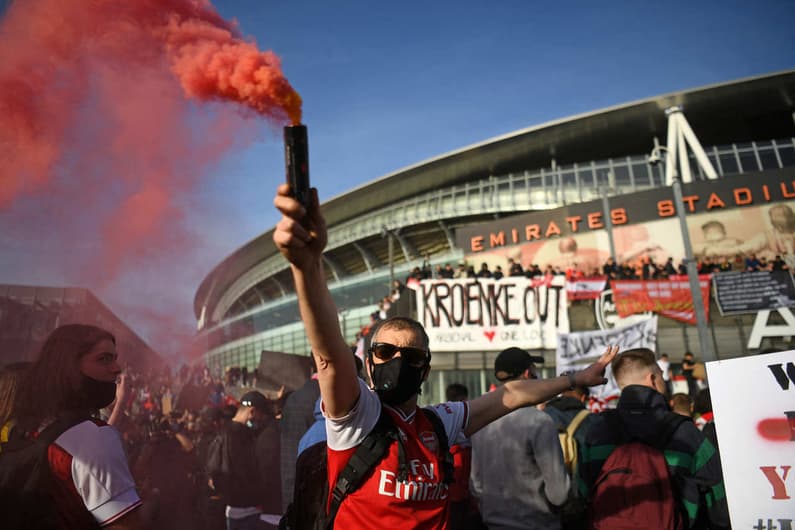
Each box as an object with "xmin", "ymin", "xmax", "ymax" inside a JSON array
[{"xmin": 273, "ymin": 183, "xmax": 618, "ymax": 529}]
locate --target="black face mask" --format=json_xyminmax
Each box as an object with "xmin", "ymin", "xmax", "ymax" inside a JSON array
[
  {"xmin": 80, "ymin": 375, "xmax": 118, "ymax": 410},
  {"xmin": 371, "ymin": 357, "xmax": 426, "ymax": 406}
]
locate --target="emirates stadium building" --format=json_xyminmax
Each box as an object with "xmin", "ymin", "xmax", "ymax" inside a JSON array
[{"xmin": 194, "ymin": 70, "xmax": 795, "ymax": 403}]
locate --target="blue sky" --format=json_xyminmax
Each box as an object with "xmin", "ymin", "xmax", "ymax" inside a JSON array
[{"xmin": 205, "ymin": 0, "xmax": 795, "ymax": 249}]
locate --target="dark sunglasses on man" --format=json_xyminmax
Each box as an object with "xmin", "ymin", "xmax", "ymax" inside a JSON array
[{"xmin": 368, "ymin": 342, "xmax": 430, "ymax": 367}]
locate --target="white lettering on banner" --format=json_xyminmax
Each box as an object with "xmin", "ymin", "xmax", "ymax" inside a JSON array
[
  {"xmin": 556, "ymin": 317, "xmax": 658, "ymax": 401},
  {"xmin": 556, "ymin": 316, "xmax": 658, "ymax": 373},
  {"xmin": 415, "ymin": 277, "xmax": 569, "ymax": 351},
  {"xmin": 748, "ymin": 308, "xmax": 795, "ymax": 349}
]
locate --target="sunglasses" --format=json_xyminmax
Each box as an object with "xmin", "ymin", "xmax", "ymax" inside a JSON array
[{"xmin": 369, "ymin": 342, "xmax": 429, "ymax": 366}]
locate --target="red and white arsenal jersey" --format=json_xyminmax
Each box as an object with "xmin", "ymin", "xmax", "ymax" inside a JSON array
[
  {"xmin": 325, "ymin": 379, "xmax": 469, "ymax": 529},
  {"xmin": 47, "ymin": 419, "xmax": 141, "ymax": 527}
]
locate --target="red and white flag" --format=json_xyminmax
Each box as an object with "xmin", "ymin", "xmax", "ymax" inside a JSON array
[{"xmin": 566, "ymin": 277, "xmax": 608, "ymax": 300}]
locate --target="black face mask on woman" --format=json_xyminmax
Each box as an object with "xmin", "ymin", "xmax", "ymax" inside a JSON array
[
  {"xmin": 371, "ymin": 357, "xmax": 426, "ymax": 406},
  {"xmin": 79, "ymin": 375, "xmax": 118, "ymax": 410}
]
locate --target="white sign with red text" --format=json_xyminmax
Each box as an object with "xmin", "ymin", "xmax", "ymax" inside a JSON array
[{"xmin": 706, "ymin": 350, "xmax": 795, "ymax": 529}]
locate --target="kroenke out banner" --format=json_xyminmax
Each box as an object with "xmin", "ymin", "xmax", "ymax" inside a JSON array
[
  {"xmin": 456, "ymin": 169, "xmax": 795, "ymax": 279},
  {"xmin": 412, "ymin": 276, "xmax": 569, "ymax": 352}
]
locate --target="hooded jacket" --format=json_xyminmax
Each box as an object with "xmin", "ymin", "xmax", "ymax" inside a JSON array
[{"xmin": 579, "ymin": 385, "xmax": 730, "ymax": 529}]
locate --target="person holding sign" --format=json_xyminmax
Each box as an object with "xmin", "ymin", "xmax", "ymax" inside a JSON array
[{"xmin": 272, "ymin": 183, "xmax": 617, "ymax": 529}]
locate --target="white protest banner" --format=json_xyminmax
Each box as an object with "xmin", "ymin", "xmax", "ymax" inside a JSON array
[
  {"xmin": 413, "ymin": 276, "xmax": 568, "ymax": 352},
  {"xmin": 556, "ymin": 316, "xmax": 658, "ymax": 374},
  {"xmin": 706, "ymin": 350, "xmax": 795, "ymax": 529},
  {"xmin": 556, "ymin": 317, "xmax": 658, "ymax": 406}
]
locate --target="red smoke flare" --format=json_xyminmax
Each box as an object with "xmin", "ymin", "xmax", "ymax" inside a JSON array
[{"xmin": 0, "ymin": 0, "xmax": 302, "ymax": 360}]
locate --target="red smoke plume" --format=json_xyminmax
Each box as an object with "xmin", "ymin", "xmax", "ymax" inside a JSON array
[{"xmin": 0, "ymin": 0, "xmax": 302, "ymax": 360}]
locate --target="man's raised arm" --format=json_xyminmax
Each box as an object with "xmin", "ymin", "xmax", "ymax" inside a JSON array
[
  {"xmin": 273, "ymin": 184, "xmax": 359, "ymax": 418},
  {"xmin": 465, "ymin": 346, "xmax": 618, "ymax": 436}
]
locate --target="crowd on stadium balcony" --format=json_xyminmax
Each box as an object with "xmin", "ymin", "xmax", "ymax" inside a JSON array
[
  {"xmin": 358, "ymin": 249, "xmax": 792, "ymax": 345},
  {"xmin": 399, "ymin": 250, "xmax": 791, "ymax": 286}
]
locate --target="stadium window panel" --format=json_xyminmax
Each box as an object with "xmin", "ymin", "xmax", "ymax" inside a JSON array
[
  {"xmin": 632, "ymin": 163, "xmax": 650, "ymax": 185},
  {"xmin": 758, "ymin": 148, "xmax": 780, "ymax": 170},
  {"xmin": 579, "ymin": 167, "xmax": 595, "ymax": 189},
  {"xmin": 561, "ymin": 169, "xmax": 577, "ymax": 202},
  {"xmin": 719, "ymin": 152, "xmax": 739, "ymax": 174},
  {"xmin": 739, "ymin": 150, "xmax": 758, "ymax": 172},
  {"xmin": 561, "ymin": 169, "xmax": 577, "ymax": 187},
  {"xmin": 778, "ymin": 145, "xmax": 795, "ymax": 167},
  {"xmin": 612, "ymin": 164, "xmax": 630, "ymax": 187}
]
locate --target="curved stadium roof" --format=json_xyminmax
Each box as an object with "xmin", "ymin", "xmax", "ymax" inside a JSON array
[{"xmin": 195, "ymin": 69, "xmax": 795, "ymax": 327}]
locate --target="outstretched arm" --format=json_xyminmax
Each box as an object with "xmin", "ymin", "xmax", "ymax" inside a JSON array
[
  {"xmin": 464, "ymin": 346, "xmax": 618, "ymax": 437},
  {"xmin": 273, "ymin": 184, "xmax": 359, "ymax": 419}
]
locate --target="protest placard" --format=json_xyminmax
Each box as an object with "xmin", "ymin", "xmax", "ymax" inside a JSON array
[{"xmin": 706, "ymin": 350, "xmax": 795, "ymax": 528}]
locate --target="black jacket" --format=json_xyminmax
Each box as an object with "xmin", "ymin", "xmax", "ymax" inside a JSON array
[
  {"xmin": 216, "ymin": 421, "xmax": 266, "ymax": 508},
  {"xmin": 579, "ymin": 385, "xmax": 730, "ymax": 529}
]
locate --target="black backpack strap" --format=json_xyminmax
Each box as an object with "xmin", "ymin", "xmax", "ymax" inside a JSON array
[
  {"xmin": 41, "ymin": 414, "xmax": 90, "ymax": 443},
  {"xmin": 326, "ymin": 407, "xmax": 398, "ymax": 529},
  {"xmin": 420, "ymin": 407, "xmax": 454, "ymax": 485},
  {"xmin": 5, "ymin": 413, "xmax": 88, "ymax": 452}
]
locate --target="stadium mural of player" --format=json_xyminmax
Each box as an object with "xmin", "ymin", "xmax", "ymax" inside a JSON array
[{"xmin": 456, "ymin": 170, "xmax": 795, "ymax": 333}]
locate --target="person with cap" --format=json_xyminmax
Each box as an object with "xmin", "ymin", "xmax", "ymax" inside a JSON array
[
  {"xmin": 207, "ymin": 390, "xmax": 270, "ymax": 530},
  {"xmin": 272, "ymin": 183, "xmax": 618, "ymax": 530},
  {"xmin": 470, "ymin": 347, "xmax": 571, "ymax": 530}
]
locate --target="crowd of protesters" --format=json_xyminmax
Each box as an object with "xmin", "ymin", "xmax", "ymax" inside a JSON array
[
  {"xmin": 0, "ymin": 330, "xmax": 289, "ymax": 530},
  {"xmin": 0, "ymin": 181, "xmax": 742, "ymax": 530},
  {"xmin": 0, "ymin": 323, "xmax": 727, "ymax": 530}
]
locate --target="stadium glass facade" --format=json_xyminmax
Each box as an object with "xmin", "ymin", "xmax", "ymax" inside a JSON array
[{"xmin": 196, "ymin": 72, "xmax": 795, "ymax": 405}]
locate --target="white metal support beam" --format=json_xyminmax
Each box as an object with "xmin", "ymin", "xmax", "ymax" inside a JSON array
[{"xmin": 663, "ymin": 106, "xmax": 719, "ymax": 185}]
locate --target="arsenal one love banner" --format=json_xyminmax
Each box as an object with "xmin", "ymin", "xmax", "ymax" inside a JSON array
[{"xmin": 412, "ymin": 277, "xmax": 569, "ymax": 351}]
